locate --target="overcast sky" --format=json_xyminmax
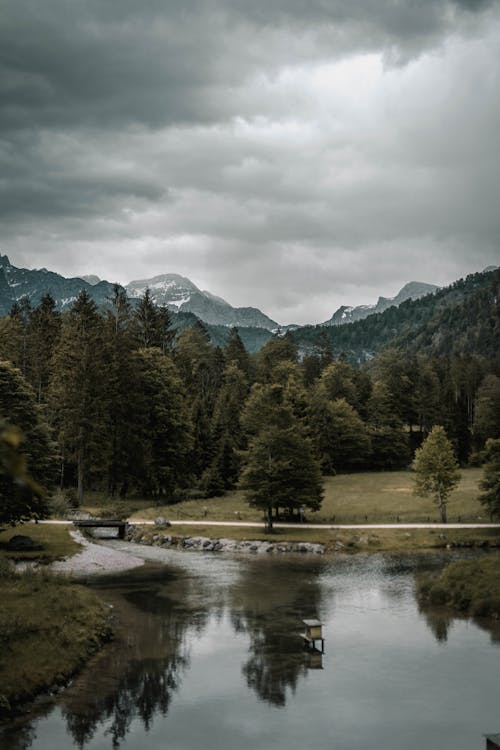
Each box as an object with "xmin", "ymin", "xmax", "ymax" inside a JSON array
[{"xmin": 1, "ymin": 0, "xmax": 499, "ymax": 324}]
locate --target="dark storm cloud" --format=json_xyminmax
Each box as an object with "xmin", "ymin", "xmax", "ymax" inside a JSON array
[
  {"xmin": 1, "ymin": 0, "xmax": 499, "ymax": 323},
  {"xmin": 1, "ymin": 0, "xmax": 497, "ymax": 132}
]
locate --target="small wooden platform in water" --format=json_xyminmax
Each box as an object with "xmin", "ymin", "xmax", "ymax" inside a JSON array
[
  {"xmin": 73, "ymin": 519, "xmax": 128, "ymax": 539},
  {"xmin": 300, "ymin": 619, "xmax": 325, "ymax": 653}
]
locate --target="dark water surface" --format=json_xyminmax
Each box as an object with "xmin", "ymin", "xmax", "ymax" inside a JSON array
[{"xmin": 2, "ymin": 546, "xmax": 499, "ymax": 750}]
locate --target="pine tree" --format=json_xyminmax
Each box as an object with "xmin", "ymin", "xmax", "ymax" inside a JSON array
[
  {"xmin": 201, "ymin": 362, "xmax": 249, "ymax": 493},
  {"xmin": 240, "ymin": 383, "xmax": 323, "ymax": 529},
  {"xmin": 133, "ymin": 348, "xmax": 192, "ymax": 499},
  {"xmin": 478, "ymin": 439, "xmax": 500, "ymax": 520},
  {"xmin": 367, "ymin": 380, "xmax": 410, "ymax": 469},
  {"xmin": 240, "ymin": 419, "xmax": 323, "ymax": 530},
  {"xmin": 103, "ymin": 286, "xmax": 140, "ymax": 496},
  {"xmin": 306, "ymin": 386, "xmax": 370, "ymax": 474},
  {"xmin": 473, "ymin": 374, "xmax": 500, "ymax": 448},
  {"xmin": 413, "ymin": 425, "xmax": 461, "ymax": 523},
  {"xmin": 48, "ymin": 291, "xmax": 107, "ymax": 502},
  {"xmin": 27, "ymin": 293, "xmax": 61, "ymax": 403}
]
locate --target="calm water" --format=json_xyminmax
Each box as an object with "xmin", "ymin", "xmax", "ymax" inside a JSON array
[{"xmin": 2, "ymin": 546, "xmax": 499, "ymax": 750}]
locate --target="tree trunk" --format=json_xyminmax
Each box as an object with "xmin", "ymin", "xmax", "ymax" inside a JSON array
[
  {"xmin": 77, "ymin": 450, "xmax": 84, "ymax": 505},
  {"xmin": 438, "ymin": 493, "xmax": 447, "ymax": 523},
  {"xmin": 266, "ymin": 506, "xmax": 274, "ymax": 533}
]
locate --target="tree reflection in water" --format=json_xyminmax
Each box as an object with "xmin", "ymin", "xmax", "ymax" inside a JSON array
[
  {"xmin": 230, "ymin": 556, "xmax": 325, "ymax": 707},
  {"xmin": 60, "ymin": 569, "xmax": 213, "ymax": 749}
]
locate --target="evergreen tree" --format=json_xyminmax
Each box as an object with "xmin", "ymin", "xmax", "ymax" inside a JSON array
[
  {"xmin": 174, "ymin": 325, "xmax": 224, "ymax": 477},
  {"xmin": 103, "ymin": 286, "xmax": 140, "ymax": 496},
  {"xmin": 367, "ymin": 380, "xmax": 410, "ymax": 469},
  {"xmin": 0, "ymin": 315, "xmax": 24, "ymax": 369},
  {"xmin": 9, "ymin": 296, "xmax": 32, "ymax": 376},
  {"xmin": 240, "ymin": 382, "xmax": 323, "ymax": 528},
  {"xmin": 133, "ymin": 348, "xmax": 192, "ymax": 498},
  {"xmin": 132, "ymin": 289, "xmax": 174, "ymax": 351},
  {"xmin": 201, "ymin": 362, "xmax": 249, "ymax": 494},
  {"xmin": 224, "ymin": 327, "xmax": 251, "ymax": 379},
  {"xmin": 240, "ymin": 412, "xmax": 323, "ymax": 531},
  {"xmin": 373, "ymin": 348, "xmax": 418, "ymax": 428},
  {"xmin": 27, "ymin": 293, "xmax": 61, "ymax": 403},
  {"xmin": 473, "ymin": 374, "xmax": 500, "ymax": 448},
  {"xmin": 48, "ymin": 291, "xmax": 107, "ymax": 502},
  {"xmin": 478, "ymin": 438, "xmax": 500, "ymax": 520},
  {"xmin": 255, "ymin": 335, "xmax": 298, "ymax": 382},
  {"xmin": 413, "ymin": 425, "xmax": 461, "ymax": 523},
  {"xmin": 0, "ymin": 360, "xmax": 58, "ymax": 493},
  {"xmin": 307, "ymin": 386, "xmax": 370, "ymax": 474}
]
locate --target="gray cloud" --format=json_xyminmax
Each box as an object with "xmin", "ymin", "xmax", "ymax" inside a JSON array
[{"xmin": 0, "ymin": 0, "xmax": 499, "ymax": 324}]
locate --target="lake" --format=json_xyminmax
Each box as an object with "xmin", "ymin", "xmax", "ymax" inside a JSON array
[{"xmin": 1, "ymin": 545, "xmax": 499, "ymax": 750}]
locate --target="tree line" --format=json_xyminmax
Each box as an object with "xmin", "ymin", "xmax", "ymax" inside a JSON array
[{"xmin": 0, "ymin": 287, "xmax": 499, "ymax": 524}]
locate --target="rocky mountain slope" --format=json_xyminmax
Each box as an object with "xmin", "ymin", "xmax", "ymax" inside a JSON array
[
  {"xmin": 322, "ymin": 281, "xmax": 439, "ymax": 326},
  {"xmin": 0, "ymin": 255, "xmax": 120, "ymax": 316},
  {"xmin": 126, "ymin": 273, "xmax": 278, "ymax": 330}
]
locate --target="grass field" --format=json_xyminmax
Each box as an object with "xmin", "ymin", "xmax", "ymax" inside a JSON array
[
  {"xmin": 0, "ymin": 563, "xmax": 112, "ymax": 712},
  {"xmin": 0, "ymin": 523, "xmax": 82, "ymax": 564},
  {"xmin": 125, "ymin": 468, "xmax": 486, "ymax": 525}
]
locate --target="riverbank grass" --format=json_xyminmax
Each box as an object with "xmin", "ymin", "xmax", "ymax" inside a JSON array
[
  {"xmin": 0, "ymin": 564, "xmax": 113, "ymax": 713},
  {"xmin": 0, "ymin": 523, "xmax": 82, "ymax": 563},
  {"xmin": 417, "ymin": 556, "xmax": 500, "ymax": 618}
]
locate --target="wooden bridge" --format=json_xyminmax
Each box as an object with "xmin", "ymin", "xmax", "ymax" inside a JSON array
[{"xmin": 72, "ymin": 519, "xmax": 128, "ymax": 539}]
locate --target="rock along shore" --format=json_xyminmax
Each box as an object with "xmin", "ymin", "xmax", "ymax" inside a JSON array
[{"xmin": 126, "ymin": 524, "xmax": 326, "ymax": 555}]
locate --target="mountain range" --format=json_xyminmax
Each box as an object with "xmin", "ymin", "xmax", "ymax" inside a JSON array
[
  {"xmin": 321, "ymin": 281, "xmax": 439, "ymax": 326},
  {"xmin": 0, "ymin": 253, "xmax": 440, "ymax": 332}
]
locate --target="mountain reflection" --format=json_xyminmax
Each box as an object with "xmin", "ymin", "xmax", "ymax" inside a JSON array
[{"xmin": 230, "ymin": 557, "xmax": 325, "ymax": 707}]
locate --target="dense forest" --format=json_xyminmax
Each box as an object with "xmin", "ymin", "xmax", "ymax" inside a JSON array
[
  {"xmin": 292, "ymin": 268, "xmax": 500, "ymax": 363},
  {"xmin": 0, "ymin": 276, "xmax": 499, "ymax": 522}
]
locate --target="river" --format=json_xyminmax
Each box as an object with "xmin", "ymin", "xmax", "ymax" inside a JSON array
[{"xmin": 1, "ymin": 545, "xmax": 499, "ymax": 750}]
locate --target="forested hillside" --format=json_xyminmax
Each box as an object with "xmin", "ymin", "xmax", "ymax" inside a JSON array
[
  {"xmin": 292, "ymin": 268, "xmax": 500, "ymax": 363},
  {"xmin": 0, "ymin": 282, "xmax": 499, "ymax": 519}
]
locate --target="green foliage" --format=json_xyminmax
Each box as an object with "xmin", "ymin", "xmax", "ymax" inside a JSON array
[
  {"xmin": 239, "ymin": 424, "xmax": 323, "ymax": 518},
  {"xmin": 473, "ymin": 374, "xmax": 500, "ymax": 447},
  {"xmin": 0, "ymin": 422, "xmax": 47, "ymax": 529},
  {"xmin": 413, "ymin": 426, "xmax": 461, "ymax": 523},
  {"xmin": 48, "ymin": 291, "xmax": 107, "ymax": 503},
  {"xmin": 479, "ymin": 438, "xmax": 500, "ymax": 519},
  {"xmin": 133, "ymin": 347, "xmax": 192, "ymax": 498},
  {"xmin": 307, "ymin": 386, "xmax": 370, "ymax": 473},
  {"xmin": 291, "ymin": 268, "xmax": 500, "ymax": 363},
  {"xmin": 418, "ymin": 557, "xmax": 500, "ymax": 619}
]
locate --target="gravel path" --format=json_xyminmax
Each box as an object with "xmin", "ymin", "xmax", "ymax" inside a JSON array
[{"xmin": 50, "ymin": 530, "xmax": 145, "ymax": 577}]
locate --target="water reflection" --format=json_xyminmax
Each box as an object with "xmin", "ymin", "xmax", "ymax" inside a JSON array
[
  {"xmin": 60, "ymin": 567, "xmax": 212, "ymax": 749},
  {"xmin": 230, "ymin": 557, "xmax": 325, "ymax": 707},
  {"xmin": 1, "ymin": 550, "xmax": 499, "ymax": 750},
  {"xmin": 419, "ymin": 605, "xmax": 454, "ymax": 643}
]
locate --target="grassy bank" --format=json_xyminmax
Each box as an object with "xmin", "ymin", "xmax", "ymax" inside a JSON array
[
  {"xmin": 0, "ymin": 523, "xmax": 82, "ymax": 564},
  {"xmin": 417, "ymin": 556, "xmax": 500, "ymax": 618},
  {"xmin": 0, "ymin": 524, "xmax": 112, "ymax": 714},
  {"xmin": 123, "ymin": 468, "xmax": 485, "ymax": 526},
  {"xmin": 0, "ymin": 564, "xmax": 113, "ymax": 713}
]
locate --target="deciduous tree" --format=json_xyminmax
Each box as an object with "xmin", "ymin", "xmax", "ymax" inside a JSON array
[{"xmin": 413, "ymin": 426, "xmax": 460, "ymax": 523}]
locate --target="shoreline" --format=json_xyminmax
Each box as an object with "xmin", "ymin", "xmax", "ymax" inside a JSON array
[{"xmin": 49, "ymin": 529, "xmax": 146, "ymax": 577}]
